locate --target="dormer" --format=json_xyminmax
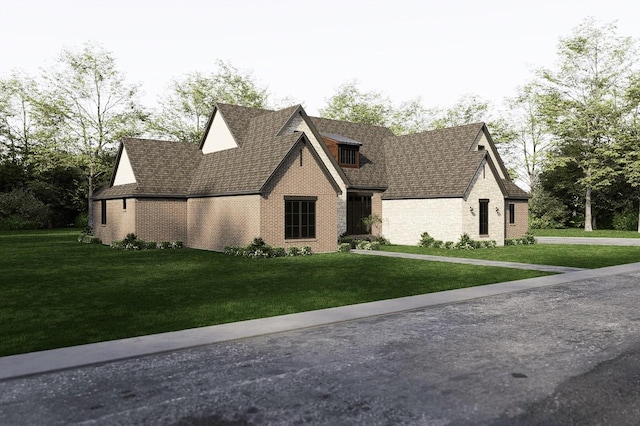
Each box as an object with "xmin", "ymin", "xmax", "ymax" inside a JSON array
[{"xmin": 320, "ymin": 132, "xmax": 362, "ymax": 169}]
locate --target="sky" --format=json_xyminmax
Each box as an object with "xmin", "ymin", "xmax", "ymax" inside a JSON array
[{"xmin": 2, "ymin": 0, "xmax": 640, "ymax": 115}]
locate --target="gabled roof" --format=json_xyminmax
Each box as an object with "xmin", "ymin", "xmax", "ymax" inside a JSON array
[
  {"xmin": 189, "ymin": 105, "xmax": 334, "ymax": 196},
  {"xmin": 95, "ymin": 138, "xmax": 202, "ymax": 199},
  {"xmin": 95, "ymin": 103, "xmax": 528, "ymax": 202},
  {"xmin": 383, "ymin": 123, "xmax": 487, "ymax": 199}
]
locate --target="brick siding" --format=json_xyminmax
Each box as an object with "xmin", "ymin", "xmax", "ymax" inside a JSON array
[
  {"xmin": 187, "ymin": 195, "xmax": 261, "ymax": 251},
  {"xmin": 505, "ymin": 200, "xmax": 529, "ymax": 239},
  {"xmin": 261, "ymin": 142, "xmax": 339, "ymax": 253}
]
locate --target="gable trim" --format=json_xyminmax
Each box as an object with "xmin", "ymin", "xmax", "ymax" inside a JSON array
[
  {"xmin": 199, "ymin": 105, "xmax": 239, "ymax": 154},
  {"xmin": 260, "ymin": 134, "xmax": 343, "ymax": 196},
  {"xmin": 277, "ymin": 106, "xmax": 350, "ymax": 187},
  {"xmin": 462, "ymin": 154, "xmax": 509, "ymax": 201}
]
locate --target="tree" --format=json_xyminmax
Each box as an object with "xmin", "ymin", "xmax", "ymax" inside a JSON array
[
  {"xmin": 148, "ymin": 61, "xmax": 269, "ymax": 143},
  {"xmin": 320, "ymin": 80, "xmax": 430, "ymax": 135},
  {"xmin": 0, "ymin": 73, "xmax": 42, "ymax": 173},
  {"xmin": 39, "ymin": 43, "xmax": 147, "ymax": 226},
  {"xmin": 536, "ymin": 19, "xmax": 639, "ymax": 231},
  {"xmin": 502, "ymin": 84, "xmax": 551, "ymax": 191},
  {"xmin": 617, "ymin": 72, "xmax": 640, "ymax": 231}
]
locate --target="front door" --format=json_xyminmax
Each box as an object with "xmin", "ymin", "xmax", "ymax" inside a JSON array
[{"xmin": 347, "ymin": 194, "xmax": 372, "ymax": 235}]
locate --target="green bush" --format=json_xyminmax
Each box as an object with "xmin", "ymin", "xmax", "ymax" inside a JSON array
[
  {"xmin": 338, "ymin": 242, "xmax": 352, "ymax": 252},
  {"xmin": 505, "ymin": 232, "xmax": 537, "ymax": 246},
  {"xmin": 110, "ymin": 233, "xmax": 181, "ymax": 251},
  {"xmin": 0, "ymin": 189, "xmax": 49, "ymax": 230},
  {"xmin": 612, "ymin": 211, "xmax": 638, "ymax": 231},
  {"xmin": 223, "ymin": 238, "xmax": 312, "ymax": 258}
]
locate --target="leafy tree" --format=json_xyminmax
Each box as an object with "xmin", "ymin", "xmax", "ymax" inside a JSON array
[
  {"xmin": 502, "ymin": 84, "xmax": 551, "ymax": 191},
  {"xmin": 38, "ymin": 42, "xmax": 147, "ymax": 226},
  {"xmin": 617, "ymin": 72, "xmax": 640, "ymax": 231},
  {"xmin": 320, "ymin": 80, "xmax": 431, "ymax": 135},
  {"xmin": 536, "ymin": 19, "xmax": 639, "ymax": 231},
  {"xmin": 148, "ymin": 60, "xmax": 269, "ymax": 143}
]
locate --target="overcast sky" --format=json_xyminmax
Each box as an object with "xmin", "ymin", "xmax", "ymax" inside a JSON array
[{"xmin": 2, "ymin": 0, "xmax": 639, "ymax": 115}]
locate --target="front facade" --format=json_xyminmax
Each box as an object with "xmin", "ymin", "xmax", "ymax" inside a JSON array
[{"xmin": 93, "ymin": 103, "xmax": 529, "ymax": 251}]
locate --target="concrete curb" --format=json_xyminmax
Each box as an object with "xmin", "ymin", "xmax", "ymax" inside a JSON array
[{"xmin": 2, "ymin": 262, "xmax": 640, "ymax": 381}]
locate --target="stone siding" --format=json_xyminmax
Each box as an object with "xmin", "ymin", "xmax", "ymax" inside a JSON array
[
  {"xmin": 187, "ymin": 195, "xmax": 261, "ymax": 251},
  {"xmin": 261, "ymin": 142, "xmax": 338, "ymax": 253}
]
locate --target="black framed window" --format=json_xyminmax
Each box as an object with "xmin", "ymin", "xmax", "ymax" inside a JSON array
[
  {"xmin": 509, "ymin": 203, "xmax": 515, "ymax": 224},
  {"xmin": 123, "ymin": 198, "xmax": 127, "ymax": 211},
  {"xmin": 285, "ymin": 198, "xmax": 316, "ymax": 239},
  {"xmin": 339, "ymin": 146, "xmax": 358, "ymax": 166},
  {"xmin": 101, "ymin": 200, "xmax": 107, "ymax": 225},
  {"xmin": 479, "ymin": 200, "xmax": 489, "ymax": 235}
]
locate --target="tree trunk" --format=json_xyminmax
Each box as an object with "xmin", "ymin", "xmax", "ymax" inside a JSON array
[
  {"xmin": 584, "ymin": 187, "xmax": 593, "ymax": 232},
  {"xmin": 637, "ymin": 196, "xmax": 640, "ymax": 233},
  {"xmin": 87, "ymin": 173, "xmax": 94, "ymax": 229}
]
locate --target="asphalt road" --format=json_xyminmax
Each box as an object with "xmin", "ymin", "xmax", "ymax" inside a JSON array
[{"xmin": 2, "ymin": 272, "xmax": 640, "ymax": 425}]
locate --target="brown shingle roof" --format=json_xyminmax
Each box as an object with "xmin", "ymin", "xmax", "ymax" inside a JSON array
[
  {"xmin": 95, "ymin": 104, "xmax": 529, "ymax": 202},
  {"xmin": 95, "ymin": 138, "xmax": 202, "ymax": 199},
  {"xmin": 189, "ymin": 105, "xmax": 306, "ymax": 195},
  {"xmin": 383, "ymin": 123, "xmax": 487, "ymax": 198},
  {"xmin": 310, "ymin": 116, "xmax": 393, "ymax": 189}
]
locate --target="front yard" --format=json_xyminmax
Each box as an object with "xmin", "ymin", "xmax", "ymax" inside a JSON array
[
  {"xmin": 1, "ymin": 229, "xmax": 550, "ymax": 357},
  {"xmin": 3, "ymin": 229, "xmax": 640, "ymax": 357}
]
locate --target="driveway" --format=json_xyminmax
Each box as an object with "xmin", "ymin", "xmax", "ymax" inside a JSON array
[{"xmin": 2, "ymin": 264, "xmax": 640, "ymax": 424}]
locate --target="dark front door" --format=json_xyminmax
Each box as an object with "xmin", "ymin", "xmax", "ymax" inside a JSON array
[{"xmin": 347, "ymin": 194, "xmax": 372, "ymax": 234}]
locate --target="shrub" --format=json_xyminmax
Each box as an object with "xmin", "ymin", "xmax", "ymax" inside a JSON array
[
  {"xmin": 373, "ymin": 235, "xmax": 390, "ymax": 245},
  {"xmin": 0, "ymin": 188, "xmax": 49, "ymax": 230},
  {"xmin": 223, "ymin": 239, "xmax": 312, "ymax": 258},
  {"xmin": 355, "ymin": 240, "xmax": 381, "ymax": 251},
  {"xmin": 613, "ymin": 210, "xmax": 638, "ymax": 231},
  {"xmin": 505, "ymin": 232, "xmax": 537, "ymax": 246},
  {"xmin": 338, "ymin": 233, "xmax": 356, "ymax": 249},
  {"xmin": 338, "ymin": 242, "xmax": 352, "ymax": 252},
  {"xmin": 110, "ymin": 234, "xmax": 181, "ymax": 251}
]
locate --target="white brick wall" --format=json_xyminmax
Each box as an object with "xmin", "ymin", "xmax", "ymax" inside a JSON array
[
  {"xmin": 382, "ymin": 198, "xmax": 463, "ymax": 245},
  {"xmin": 463, "ymin": 161, "xmax": 506, "ymax": 245}
]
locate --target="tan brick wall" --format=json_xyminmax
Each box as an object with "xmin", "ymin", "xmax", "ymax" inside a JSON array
[
  {"xmin": 371, "ymin": 192, "xmax": 383, "ymax": 237},
  {"xmin": 93, "ymin": 198, "xmax": 136, "ymax": 244},
  {"xmin": 284, "ymin": 114, "xmax": 347, "ymax": 236},
  {"xmin": 135, "ymin": 199, "xmax": 187, "ymax": 243},
  {"xmin": 187, "ymin": 195, "xmax": 261, "ymax": 251},
  {"xmin": 506, "ymin": 200, "xmax": 529, "ymax": 239},
  {"xmin": 261, "ymin": 142, "xmax": 339, "ymax": 253}
]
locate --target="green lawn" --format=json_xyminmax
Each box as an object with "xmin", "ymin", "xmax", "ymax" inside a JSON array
[
  {"xmin": 381, "ymin": 244, "xmax": 640, "ymax": 269},
  {"xmin": 530, "ymin": 228, "xmax": 640, "ymax": 238},
  {"xmin": 0, "ymin": 230, "xmax": 549, "ymax": 357}
]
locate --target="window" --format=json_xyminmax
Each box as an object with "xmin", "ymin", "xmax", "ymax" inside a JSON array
[
  {"xmin": 285, "ymin": 198, "xmax": 316, "ymax": 239},
  {"xmin": 101, "ymin": 200, "xmax": 107, "ymax": 225},
  {"xmin": 123, "ymin": 198, "xmax": 127, "ymax": 211},
  {"xmin": 339, "ymin": 146, "xmax": 358, "ymax": 167},
  {"xmin": 509, "ymin": 203, "xmax": 515, "ymax": 224},
  {"xmin": 477, "ymin": 145, "xmax": 485, "ymax": 150},
  {"xmin": 479, "ymin": 200, "xmax": 489, "ymax": 235}
]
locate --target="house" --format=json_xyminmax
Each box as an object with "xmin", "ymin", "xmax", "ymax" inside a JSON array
[{"xmin": 92, "ymin": 103, "xmax": 529, "ymax": 252}]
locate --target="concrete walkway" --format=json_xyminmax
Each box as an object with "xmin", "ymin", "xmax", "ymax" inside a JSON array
[
  {"xmin": 537, "ymin": 236, "xmax": 640, "ymax": 246},
  {"xmin": 3, "ymin": 261, "xmax": 639, "ymax": 381},
  {"xmin": 351, "ymin": 249, "xmax": 584, "ymax": 273}
]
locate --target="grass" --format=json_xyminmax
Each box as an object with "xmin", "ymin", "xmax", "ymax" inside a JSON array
[
  {"xmin": 530, "ymin": 228, "xmax": 640, "ymax": 238},
  {"xmin": 0, "ymin": 229, "xmax": 550, "ymax": 357},
  {"xmin": 381, "ymin": 244, "xmax": 640, "ymax": 269}
]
